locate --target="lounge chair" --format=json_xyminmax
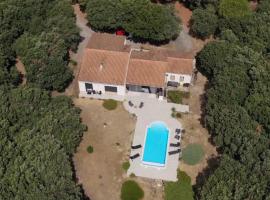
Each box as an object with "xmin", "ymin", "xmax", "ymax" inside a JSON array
[
  {"xmin": 169, "ymin": 149, "xmax": 181, "ymax": 155},
  {"xmin": 139, "ymin": 102, "xmax": 144, "ymax": 108},
  {"xmin": 131, "ymin": 144, "xmax": 142, "ymax": 149},
  {"xmin": 174, "ymin": 135, "xmax": 180, "ymax": 140},
  {"xmin": 128, "ymin": 101, "xmax": 134, "ymax": 107},
  {"xmin": 170, "ymin": 142, "xmax": 180, "ymax": 147},
  {"xmin": 175, "ymin": 128, "xmax": 181, "ymax": 134},
  {"xmin": 130, "ymin": 153, "xmax": 140, "ymax": 160}
]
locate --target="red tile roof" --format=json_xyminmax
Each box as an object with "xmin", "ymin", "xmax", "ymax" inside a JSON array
[
  {"xmin": 78, "ymin": 33, "xmax": 194, "ymax": 87},
  {"xmin": 78, "ymin": 49, "xmax": 130, "ymax": 85}
]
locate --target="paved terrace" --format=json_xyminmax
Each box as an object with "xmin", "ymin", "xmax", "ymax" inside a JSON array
[{"xmin": 123, "ymin": 93, "xmax": 189, "ymax": 181}]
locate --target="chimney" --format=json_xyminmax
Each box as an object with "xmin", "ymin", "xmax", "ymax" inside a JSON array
[{"xmin": 100, "ymin": 61, "xmax": 104, "ymax": 71}]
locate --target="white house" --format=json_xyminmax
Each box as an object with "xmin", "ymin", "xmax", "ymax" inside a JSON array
[{"xmin": 78, "ymin": 33, "xmax": 195, "ymax": 100}]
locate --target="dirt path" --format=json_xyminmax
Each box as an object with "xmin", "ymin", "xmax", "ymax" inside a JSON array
[
  {"xmin": 53, "ymin": 4, "xmax": 93, "ymax": 97},
  {"xmin": 15, "ymin": 58, "xmax": 27, "ymax": 85},
  {"xmin": 179, "ymin": 73, "xmax": 218, "ymax": 184}
]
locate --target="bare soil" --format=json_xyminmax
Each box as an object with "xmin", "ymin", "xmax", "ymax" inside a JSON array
[
  {"xmin": 179, "ymin": 73, "xmax": 218, "ymax": 185},
  {"xmin": 15, "ymin": 58, "xmax": 27, "ymax": 85},
  {"xmin": 73, "ymin": 99, "xmax": 164, "ymax": 200}
]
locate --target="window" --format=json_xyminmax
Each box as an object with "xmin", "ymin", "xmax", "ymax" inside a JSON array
[
  {"xmin": 105, "ymin": 86, "xmax": 117, "ymax": 92},
  {"xmin": 179, "ymin": 76, "xmax": 184, "ymax": 82},
  {"xmin": 170, "ymin": 75, "xmax": 175, "ymax": 81}
]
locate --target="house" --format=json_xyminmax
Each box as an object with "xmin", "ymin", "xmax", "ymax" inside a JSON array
[{"xmin": 78, "ymin": 33, "xmax": 195, "ymax": 100}]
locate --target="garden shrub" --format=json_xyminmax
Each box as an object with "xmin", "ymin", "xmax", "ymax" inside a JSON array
[
  {"xmin": 87, "ymin": 145, "xmax": 94, "ymax": 153},
  {"xmin": 122, "ymin": 161, "xmax": 130, "ymax": 171}
]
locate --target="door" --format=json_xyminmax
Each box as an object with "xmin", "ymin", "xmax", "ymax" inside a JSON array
[{"xmin": 85, "ymin": 83, "xmax": 93, "ymax": 91}]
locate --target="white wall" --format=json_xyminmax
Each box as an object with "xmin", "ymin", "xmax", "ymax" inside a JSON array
[
  {"xmin": 165, "ymin": 73, "xmax": 192, "ymax": 85},
  {"xmin": 79, "ymin": 81, "xmax": 126, "ymax": 96}
]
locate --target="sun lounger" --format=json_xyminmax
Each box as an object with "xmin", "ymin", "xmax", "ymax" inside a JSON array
[
  {"xmin": 174, "ymin": 135, "xmax": 180, "ymax": 140},
  {"xmin": 170, "ymin": 142, "xmax": 180, "ymax": 147},
  {"xmin": 130, "ymin": 153, "xmax": 140, "ymax": 160},
  {"xmin": 169, "ymin": 149, "xmax": 181, "ymax": 155},
  {"xmin": 131, "ymin": 144, "xmax": 142, "ymax": 149},
  {"xmin": 128, "ymin": 101, "xmax": 134, "ymax": 107},
  {"xmin": 139, "ymin": 102, "xmax": 144, "ymax": 108},
  {"xmin": 175, "ymin": 128, "xmax": 181, "ymax": 134}
]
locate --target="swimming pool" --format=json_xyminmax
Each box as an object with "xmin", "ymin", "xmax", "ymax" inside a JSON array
[{"xmin": 142, "ymin": 121, "xmax": 169, "ymax": 167}]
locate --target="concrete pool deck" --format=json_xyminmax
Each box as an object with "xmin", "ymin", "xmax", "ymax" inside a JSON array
[{"xmin": 123, "ymin": 95, "xmax": 189, "ymax": 181}]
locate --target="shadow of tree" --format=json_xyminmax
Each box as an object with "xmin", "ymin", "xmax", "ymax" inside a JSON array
[{"xmin": 193, "ymin": 155, "xmax": 220, "ymax": 198}]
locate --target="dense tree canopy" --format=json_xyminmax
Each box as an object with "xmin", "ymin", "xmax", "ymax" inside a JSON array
[
  {"xmin": 85, "ymin": 0, "xmax": 181, "ymax": 42},
  {"xmin": 190, "ymin": 8, "xmax": 218, "ymax": 39},
  {"xmin": 0, "ymin": 0, "xmax": 80, "ymax": 90},
  {"xmin": 0, "ymin": 0, "xmax": 86, "ymax": 198},
  {"xmin": 0, "ymin": 86, "xmax": 86, "ymax": 199},
  {"xmin": 218, "ymin": 0, "xmax": 251, "ymax": 19},
  {"xmin": 195, "ymin": 4, "xmax": 270, "ymax": 197}
]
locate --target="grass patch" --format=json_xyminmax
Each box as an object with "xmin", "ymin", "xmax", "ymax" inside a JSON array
[
  {"xmin": 121, "ymin": 180, "xmax": 144, "ymax": 200},
  {"xmin": 167, "ymin": 91, "xmax": 190, "ymax": 104},
  {"xmin": 122, "ymin": 161, "xmax": 130, "ymax": 171},
  {"xmin": 87, "ymin": 145, "xmax": 94, "ymax": 154},
  {"xmin": 164, "ymin": 170, "xmax": 194, "ymax": 200},
  {"xmin": 102, "ymin": 99, "xmax": 118, "ymax": 110},
  {"xmin": 182, "ymin": 144, "xmax": 204, "ymax": 165}
]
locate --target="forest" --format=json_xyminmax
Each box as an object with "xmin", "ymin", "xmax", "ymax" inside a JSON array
[
  {"xmin": 0, "ymin": 0, "xmax": 86, "ymax": 199},
  {"xmin": 189, "ymin": 0, "xmax": 270, "ymax": 199}
]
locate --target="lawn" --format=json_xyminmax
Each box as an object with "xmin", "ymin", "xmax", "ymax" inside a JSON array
[
  {"xmin": 164, "ymin": 171, "xmax": 194, "ymax": 200},
  {"xmin": 121, "ymin": 180, "xmax": 144, "ymax": 200},
  {"xmin": 102, "ymin": 99, "xmax": 118, "ymax": 110},
  {"xmin": 182, "ymin": 144, "xmax": 204, "ymax": 165}
]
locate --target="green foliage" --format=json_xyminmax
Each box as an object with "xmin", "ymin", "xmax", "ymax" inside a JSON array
[
  {"xmin": 102, "ymin": 99, "xmax": 118, "ymax": 110},
  {"xmin": 190, "ymin": 8, "xmax": 218, "ymax": 39},
  {"xmin": 86, "ymin": 0, "xmax": 180, "ymax": 42},
  {"xmin": 164, "ymin": 170, "xmax": 194, "ymax": 200},
  {"xmin": 121, "ymin": 180, "xmax": 144, "ymax": 200},
  {"xmin": 0, "ymin": 86, "xmax": 85, "ymax": 199},
  {"xmin": 199, "ymin": 155, "xmax": 270, "ymax": 200},
  {"xmin": 167, "ymin": 90, "xmax": 189, "ymax": 104},
  {"xmin": 122, "ymin": 161, "xmax": 130, "ymax": 171},
  {"xmin": 0, "ymin": 0, "xmax": 79, "ymax": 90},
  {"xmin": 87, "ymin": 145, "xmax": 94, "ymax": 153},
  {"xmin": 218, "ymin": 0, "xmax": 251, "ymax": 19},
  {"xmin": 182, "ymin": 144, "xmax": 204, "ymax": 165}
]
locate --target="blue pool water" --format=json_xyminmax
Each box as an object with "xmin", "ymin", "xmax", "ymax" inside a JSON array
[{"xmin": 142, "ymin": 121, "xmax": 169, "ymax": 166}]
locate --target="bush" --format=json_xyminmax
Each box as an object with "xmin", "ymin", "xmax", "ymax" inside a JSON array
[
  {"xmin": 219, "ymin": 0, "xmax": 251, "ymax": 18},
  {"xmin": 122, "ymin": 162, "xmax": 130, "ymax": 171},
  {"xmin": 102, "ymin": 99, "xmax": 118, "ymax": 110},
  {"xmin": 190, "ymin": 8, "xmax": 218, "ymax": 39},
  {"xmin": 164, "ymin": 170, "xmax": 194, "ymax": 200},
  {"xmin": 182, "ymin": 144, "xmax": 204, "ymax": 165},
  {"xmin": 176, "ymin": 112, "xmax": 182, "ymax": 118},
  {"xmin": 121, "ymin": 180, "xmax": 144, "ymax": 200},
  {"xmin": 86, "ymin": 0, "xmax": 180, "ymax": 43},
  {"xmin": 87, "ymin": 145, "xmax": 94, "ymax": 153},
  {"xmin": 167, "ymin": 91, "xmax": 189, "ymax": 104}
]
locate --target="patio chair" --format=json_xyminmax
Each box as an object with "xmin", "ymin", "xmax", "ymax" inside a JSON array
[
  {"xmin": 168, "ymin": 149, "xmax": 181, "ymax": 155},
  {"xmin": 175, "ymin": 128, "xmax": 181, "ymax": 134},
  {"xmin": 139, "ymin": 102, "xmax": 144, "ymax": 108},
  {"xmin": 131, "ymin": 144, "xmax": 142, "ymax": 149},
  {"xmin": 130, "ymin": 153, "xmax": 140, "ymax": 161},
  {"xmin": 174, "ymin": 135, "xmax": 180, "ymax": 140},
  {"xmin": 93, "ymin": 90, "xmax": 96, "ymax": 94},
  {"xmin": 98, "ymin": 91, "xmax": 102, "ymax": 95},
  {"xmin": 128, "ymin": 101, "xmax": 134, "ymax": 107},
  {"xmin": 170, "ymin": 142, "xmax": 180, "ymax": 147}
]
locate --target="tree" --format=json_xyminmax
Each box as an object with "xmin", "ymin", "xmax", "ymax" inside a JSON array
[
  {"xmin": 86, "ymin": 0, "xmax": 181, "ymax": 42},
  {"xmin": 190, "ymin": 8, "xmax": 218, "ymax": 39},
  {"xmin": 218, "ymin": 0, "xmax": 251, "ymax": 19}
]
